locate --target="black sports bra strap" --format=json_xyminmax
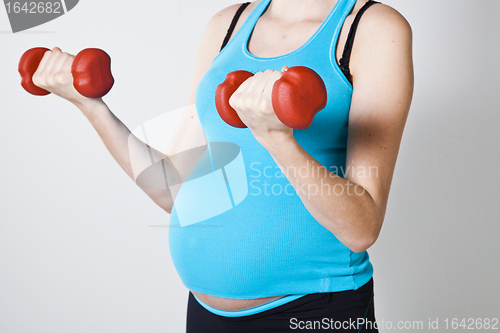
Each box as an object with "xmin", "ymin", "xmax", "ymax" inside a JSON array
[
  {"xmin": 339, "ymin": 0, "xmax": 381, "ymax": 84},
  {"xmin": 220, "ymin": 2, "xmax": 251, "ymax": 51}
]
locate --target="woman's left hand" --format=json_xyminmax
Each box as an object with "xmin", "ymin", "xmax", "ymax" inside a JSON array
[{"xmin": 228, "ymin": 66, "xmax": 295, "ymax": 150}]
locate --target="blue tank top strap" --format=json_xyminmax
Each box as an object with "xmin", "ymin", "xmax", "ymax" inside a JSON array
[
  {"xmin": 299, "ymin": 0, "xmax": 357, "ymax": 49},
  {"xmin": 236, "ymin": 0, "xmax": 357, "ymax": 48},
  {"xmin": 239, "ymin": 0, "xmax": 271, "ymax": 36},
  {"xmin": 301, "ymin": 0, "xmax": 357, "ymax": 73}
]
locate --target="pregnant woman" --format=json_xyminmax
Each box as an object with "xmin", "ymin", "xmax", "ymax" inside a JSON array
[{"xmin": 30, "ymin": 0, "xmax": 413, "ymax": 331}]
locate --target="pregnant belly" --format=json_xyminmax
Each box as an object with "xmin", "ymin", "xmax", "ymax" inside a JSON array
[{"xmin": 192, "ymin": 291, "xmax": 287, "ymax": 311}]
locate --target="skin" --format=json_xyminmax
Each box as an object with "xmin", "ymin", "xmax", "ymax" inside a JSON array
[{"xmin": 31, "ymin": 0, "xmax": 413, "ymax": 312}]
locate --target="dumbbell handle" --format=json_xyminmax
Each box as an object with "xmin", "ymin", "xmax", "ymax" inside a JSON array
[{"xmin": 19, "ymin": 47, "xmax": 114, "ymax": 98}]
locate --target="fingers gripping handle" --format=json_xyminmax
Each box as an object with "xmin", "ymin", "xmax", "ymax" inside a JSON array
[
  {"xmin": 19, "ymin": 47, "xmax": 115, "ymax": 98},
  {"xmin": 215, "ymin": 66, "xmax": 327, "ymax": 130}
]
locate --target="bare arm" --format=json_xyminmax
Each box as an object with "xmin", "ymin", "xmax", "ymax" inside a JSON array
[
  {"xmin": 31, "ymin": 4, "xmax": 248, "ymax": 213},
  {"xmin": 227, "ymin": 4, "xmax": 414, "ymax": 252},
  {"xmin": 270, "ymin": 5, "xmax": 414, "ymax": 252},
  {"xmin": 32, "ymin": 50, "xmax": 181, "ymax": 212}
]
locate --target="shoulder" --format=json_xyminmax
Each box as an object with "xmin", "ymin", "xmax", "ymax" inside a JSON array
[
  {"xmin": 349, "ymin": 3, "xmax": 413, "ymax": 82},
  {"xmin": 205, "ymin": 3, "xmax": 242, "ymax": 35},
  {"xmin": 357, "ymin": 3, "xmax": 412, "ymax": 45},
  {"xmin": 186, "ymin": 2, "xmax": 258, "ymax": 104},
  {"xmin": 203, "ymin": 1, "xmax": 258, "ymax": 45},
  {"xmin": 194, "ymin": 1, "xmax": 257, "ymax": 65}
]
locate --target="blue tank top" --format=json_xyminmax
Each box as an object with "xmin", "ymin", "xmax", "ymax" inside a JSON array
[{"xmin": 168, "ymin": 0, "xmax": 373, "ymax": 299}]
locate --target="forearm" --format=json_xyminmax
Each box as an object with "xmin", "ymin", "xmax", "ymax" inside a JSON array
[
  {"xmin": 76, "ymin": 99, "xmax": 181, "ymax": 212},
  {"xmin": 266, "ymin": 137, "xmax": 383, "ymax": 252}
]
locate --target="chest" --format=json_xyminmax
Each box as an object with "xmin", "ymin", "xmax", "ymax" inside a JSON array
[
  {"xmin": 248, "ymin": 18, "xmax": 321, "ymax": 56},
  {"xmin": 246, "ymin": 14, "xmax": 355, "ymax": 65}
]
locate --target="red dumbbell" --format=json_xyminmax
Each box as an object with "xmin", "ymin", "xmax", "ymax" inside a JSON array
[
  {"xmin": 215, "ymin": 66, "xmax": 327, "ymax": 130},
  {"xmin": 19, "ymin": 47, "xmax": 114, "ymax": 98}
]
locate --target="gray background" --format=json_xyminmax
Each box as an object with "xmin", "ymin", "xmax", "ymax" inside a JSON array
[{"xmin": 1, "ymin": 0, "xmax": 499, "ymax": 332}]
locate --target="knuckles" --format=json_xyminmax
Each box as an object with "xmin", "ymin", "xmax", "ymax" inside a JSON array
[
  {"xmin": 54, "ymin": 72, "xmax": 70, "ymax": 85},
  {"xmin": 258, "ymin": 98, "xmax": 270, "ymax": 114},
  {"xmin": 243, "ymin": 95, "xmax": 256, "ymax": 111},
  {"xmin": 33, "ymin": 49, "xmax": 73, "ymax": 90},
  {"xmin": 228, "ymin": 69, "xmax": 281, "ymax": 119}
]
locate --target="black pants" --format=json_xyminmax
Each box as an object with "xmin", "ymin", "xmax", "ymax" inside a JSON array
[{"xmin": 186, "ymin": 278, "xmax": 379, "ymax": 332}]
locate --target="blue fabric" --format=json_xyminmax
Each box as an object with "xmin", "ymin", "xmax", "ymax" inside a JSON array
[
  {"xmin": 192, "ymin": 293, "xmax": 307, "ymax": 317},
  {"xmin": 168, "ymin": 0, "xmax": 373, "ymax": 299}
]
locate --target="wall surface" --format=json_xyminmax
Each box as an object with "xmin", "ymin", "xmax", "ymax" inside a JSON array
[{"xmin": 0, "ymin": 1, "xmax": 499, "ymax": 332}]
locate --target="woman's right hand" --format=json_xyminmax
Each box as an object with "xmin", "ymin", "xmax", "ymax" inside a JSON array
[{"xmin": 32, "ymin": 47, "xmax": 102, "ymax": 109}]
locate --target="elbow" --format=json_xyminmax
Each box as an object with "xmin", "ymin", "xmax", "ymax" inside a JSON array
[
  {"xmin": 348, "ymin": 233, "xmax": 379, "ymax": 253},
  {"xmin": 162, "ymin": 205, "xmax": 172, "ymax": 214},
  {"xmin": 344, "ymin": 219, "xmax": 383, "ymax": 253},
  {"xmin": 149, "ymin": 192, "xmax": 173, "ymax": 214},
  {"xmin": 347, "ymin": 203, "xmax": 385, "ymax": 253},
  {"xmin": 160, "ymin": 200, "xmax": 173, "ymax": 214}
]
